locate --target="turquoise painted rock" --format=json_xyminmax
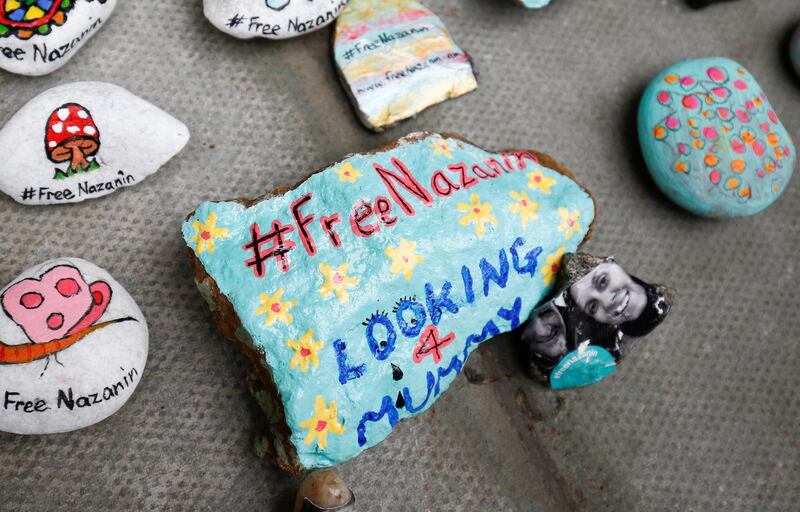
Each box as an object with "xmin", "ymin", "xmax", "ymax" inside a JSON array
[
  {"xmin": 182, "ymin": 132, "xmax": 595, "ymax": 472},
  {"xmin": 334, "ymin": 0, "xmax": 477, "ymax": 132},
  {"xmin": 516, "ymin": 0, "xmax": 552, "ymax": 8},
  {"xmin": 792, "ymin": 25, "xmax": 800, "ymax": 78},
  {"xmin": 639, "ymin": 57, "xmax": 795, "ymax": 218}
]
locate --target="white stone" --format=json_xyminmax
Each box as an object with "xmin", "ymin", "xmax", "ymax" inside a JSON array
[
  {"xmin": 0, "ymin": 0, "xmax": 116, "ymax": 76},
  {"xmin": 203, "ymin": 0, "xmax": 348, "ymax": 40},
  {"xmin": 0, "ymin": 258, "xmax": 148, "ymax": 435},
  {"xmin": 0, "ymin": 81, "xmax": 190, "ymax": 205}
]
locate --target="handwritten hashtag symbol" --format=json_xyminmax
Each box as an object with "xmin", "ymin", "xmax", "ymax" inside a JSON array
[
  {"xmin": 343, "ymin": 48, "xmax": 354, "ymax": 60},
  {"xmin": 21, "ymin": 187, "xmax": 35, "ymax": 201},
  {"xmin": 243, "ymin": 220, "xmax": 296, "ymax": 278},
  {"xmin": 227, "ymin": 13, "xmax": 245, "ymax": 28}
]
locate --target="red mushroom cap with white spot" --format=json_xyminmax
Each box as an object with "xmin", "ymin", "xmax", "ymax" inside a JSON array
[{"xmin": 44, "ymin": 103, "xmax": 101, "ymax": 166}]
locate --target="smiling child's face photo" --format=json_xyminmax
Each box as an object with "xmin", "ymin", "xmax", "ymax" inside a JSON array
[{"xmin": 528, "ymin": 303, "xmax": 567, "ymax": 358}]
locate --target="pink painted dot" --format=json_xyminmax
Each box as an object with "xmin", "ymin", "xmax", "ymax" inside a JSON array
[
  {"xmin": 735, "ymin": 109, "xmax": 750, "ymax": 123},
  {"xmin": 47, "ymin": 313, "xmax": 64, "ymax": 330},
  {"xmin": 677, "ymin": 143, "xmax": 689, "ymax": 155},
  {"xmin": 757, "ymin": 169, "xmax": 766, "ymax": 178},
  {"xmin": 702, "ymin": 127, "xmax": 718, "ymax": 140},
  {"xmin": 567, "ymin": 220, "xmax": 575, "ymax": 227},
  {"xmin": 521, "ymin": 200, "xmax": 527, "ymax": 206},
  {"xmin": 301, "ymin": 348, "xmax": 311, "ymax": 357},
  {"xmin": 709, "ymin": 169, "xmax": 721, "ymax": 184},
  {"xmin": 679, "ymin": 76, "xmax": 696, "ymax": 87},
  {"xmin": 759, "ymin": 122, "xmax": 770, "ymax": 132},
  {"xmin": 784, "ymin": 145, "xmax": 791, "ymax": 157},
  {"xmin": 731, "ymin": 139, "xmax": 746, "ymax": 154},
  {"xmin": 201, "ymin": 231, "xmax": 211, "ymax": 240},
  {"xmin": 745, "ymin": 100, "xmax": 755, "ymax": 111},
  {"xmin": 711, "ymin": 87, "xmax": 728, "ymax": 98},
  {"xmin": 707, "ymin": 67, "xmax": 726, "ymax": 82},
  {"xmin": 271, "ymin": 303, "xmax": 281, "ymax": 313},
  {"xmin": 665, "ymin": 116, "xmax": 680, "ymax": 130},
  {"xmin": 752, "ymin": 141, "xmax": 765, "ymax": 157},
  {"xmin": 473, "ymin": 208, "xmax": 480, "ymax": 214},
  {"xmin": 402, "ymin": 256, "xmax": 409, "ymax": 263},
  {"xmin": 717, "ymin": 108, "xmax": 732, "ymax": 120},
  {"xmin": 733, "ymin": 79, "xmax": 747, "ymax": 90},
  {"xmin": 333, "ymin": 273, "xmax": 343, "ymax": 284},
  {"xmin": 315, "ymin": 420, "xmax": 327, "ymax": 431},
  {"xmin": 657, "ymin": 91, "xmax": 671, "ymax": 105},
  {"xmin": 20, "ymin": 292, "xmax": 43, "ymax": 309},
  {"xmin": 760, "ymin": 92, "xmax": 767, "ymax": 100},
  {"xmin": 768, "ymin": 110, "xmax": 778, "ymax": 124},
  {"xmin": 56, "ymin": 278, "xmax": 80, "ymax": 297},
  {"xmin": 682, "ymin": 95, "xmax": 700, "ymax": 109}
]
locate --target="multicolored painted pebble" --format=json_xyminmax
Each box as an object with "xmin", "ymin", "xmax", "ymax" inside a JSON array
[
  {"xmin": 0, "ymin": 0, "xmax": 116, "ymax": 76},
  {"xmin": 515, "ymin": 0, "xmax": 552, "ymax": 8},
  {"xmin": 334, "ymin": 0, "xmax": 477, "ymax": 132},
  {"xmin": 639, "ymin": 57, "xmax": 795, "ymax": 217},
  {"xmin": 0, "ymin": 81, "xmax": 190, "ymax": 205},
  {"xmin": 182, "ymin": 132, "xmax": 595, "ymax": 471},
  {"xmin": 203, "ymin": 0, "xmax": 348, "ymax": 40},
  {"xmin": 0, "ymin": 258, "xmax": 148, "ymax": 435}
]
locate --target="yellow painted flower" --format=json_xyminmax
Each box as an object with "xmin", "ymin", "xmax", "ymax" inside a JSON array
[
  {"xmin": 319, "ymin": 262, "xmax": 359, "ymax": 303},
  {"xmin": 334, "ymin": 162, "xmax": 363, "ymax": 183},
  {"xmin": 385, "ymin": 238, "xmax": 424, "ymax": 280},
  {"xmin": 508, "ymin": 191, "xmax": 540, "ymax": 228},
  {"xmin": 429, "ymin": 137, "xmax": 455, "ymax": 159},
  {"xmin": 286, "ymin": 330, "xmax": 325, "ymax": 373},
  {"xmin": 457, "ymin": 193, "xmax": 498, "ymax": 237},
  {"xmin": 541, "ymin": 246, "xmax": 566, "ymax": 286},
  {"xmin": 527, "ymin": 169, "xmax": 557, "ymax": 194},
  {"xmin": 189, "ymin": 212, "xmax": 229, "ymax": 255},
  {"xmin": 256, "ymin": 288, "xmax": 297, "ymax": 326},
  {"xmin": 557, "ymin": 208, "xmax": 582, "ymax": 240},
  {"xmin": 299, "ymin": 395, "xmax": 346, "ymax": 450}
]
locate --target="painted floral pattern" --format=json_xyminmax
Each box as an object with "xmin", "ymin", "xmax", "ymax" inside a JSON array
[
  {"xmin": 256, "ymin": 288, "xmax": 297, "ymax": 326},
  {"xmin": 286, "ymin": 330, "xmax": 324, "ymax": 373},
  {"xmin": 299, "ymin": 395, "xmax": 346, "ymax": 449},
  {"xmin": 650, "ymin": 63, "xmax": 793, "ymax": 203},
  {"xmin": 508, "ymin": 191, "xmax": 540, "ymax": 228},
  {"xmin": 457, "ymin": 193, "xmax": 498, "ymax": 237},
  {"xmin": 541, "ymin": 246, "xmax": 565, "ymax": 286},
  {"xmin": 319, "ymin": 262, "xmax": 359, "ymax": 304},
  {"xmin": 385, "ymin": 238, "xmax": 424, "ymax": 280},
  {"xmin": 189, "ymin": 212, "xmax": 229, "ymax": 255}
]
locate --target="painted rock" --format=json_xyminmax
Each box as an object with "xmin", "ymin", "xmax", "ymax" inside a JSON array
[
  {"xmin": 0, "ymin": 0, "xmax": 116, "ymax": 76},
  {"xmin": 515, "ymin": 0, "xmax": 552, "ymax": 8},
  {"xmin": 0, "ymin": 258, "xmax": 148, "ymax": 435},
  {"xmin": 639, "ymin": 57, "xmax": 795, "ymax": 217},
  {"xmin": 0, "ymin": 81, "xmax": 190, "ymax": 206},
  {"xmin": 792, "ymin": 25, "xmax": 800, "ymax": 79},
  {"xmin": 182, "ymin": 132, "xmax": 595, "ymax": 471},
  {"xmin": 521, "ymin": 253, "xmax": 673, "ymax": 389},
  {"xmin": 203, "ymin": 0, "xmax": 347, "ymax": 40},
  {"xmin": 334, "ymin": 0, "xmax": 477, "ymax": 132},
  {"xmin": 294, "ymin": 470, "xmax": 355, "ymax": 512}
]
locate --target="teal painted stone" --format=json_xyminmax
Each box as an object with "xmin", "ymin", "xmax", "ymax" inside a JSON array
[
  {"xmin": 792, "ymin": 25, "xmax": 800, "ymax": 78},
  {"xmin": 516, "ymin": 0, "xmax": 552, "ymax": 8},
  {"xmin": 182, "ymin": 132, "xmax": 595, "ymax": 471},
  {"xmin": 638, "ymin": 57, "xmax": 795, "ymax": 218}
]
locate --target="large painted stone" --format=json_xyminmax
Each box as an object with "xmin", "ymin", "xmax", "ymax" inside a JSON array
[
  {"xmin": 639, "ymin": 57, "xmax": 795, "ymax": 218},
  {"xmin": 0, "ymin": 258, "xmax": 148, "ymax": 435},
  {"xmin": 0, "ymin": 0, "xmax": 116, "ymax": 76},
  {"xmin": 521, "ymin": 253, "xmax": 673, "ymax": 389},
  {"xmin": 334, "ymin": 0, "xmax": 477, "ymax": 132},
  {"xmin": 203, "ymin": 0, "xmax": 348, "ymax": 40},
  {"xmin": 182, "ymin": 132, "xmax": 595, "ymax": 472},
  {"xmin": 0, "ymin": 81, "xmax": 190, "ymax": 205}
]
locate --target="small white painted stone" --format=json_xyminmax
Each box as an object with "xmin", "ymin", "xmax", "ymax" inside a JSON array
[
  {"xmin": 0, "ymin": 81, "xmax": 190, "ymax": 205},
  {"xmin": 0, "ymin": 258, "xmax": 148, "ymax": 435},
  {"xmin": 0, "ymin": 0, "xmax": 116, "ymax": 76},
  {"xmin": 203, "ymin": 0, "xmax": 348, "ymax": 40}
]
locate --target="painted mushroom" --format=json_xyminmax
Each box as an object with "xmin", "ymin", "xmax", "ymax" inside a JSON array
[{"xmin": 45, "ymin": 103, "xmax": 101, "ymax": 178}]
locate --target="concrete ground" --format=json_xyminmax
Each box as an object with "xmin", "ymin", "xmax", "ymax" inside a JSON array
[{"xmin": 0, "ymin": 0, "xmax": 798, "ymax": 510}]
